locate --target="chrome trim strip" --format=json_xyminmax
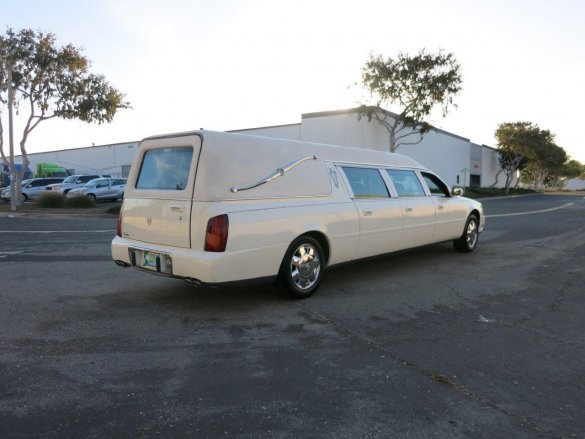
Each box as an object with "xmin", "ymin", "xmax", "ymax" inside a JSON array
[{"xmin": 230, "ymin": 155, "xmax": 317, "ymax": 193}]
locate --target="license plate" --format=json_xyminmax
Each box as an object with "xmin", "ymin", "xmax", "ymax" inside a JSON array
[{"xmin": 142, "ymin": 252, "xmax": 160, "ymax": 270}]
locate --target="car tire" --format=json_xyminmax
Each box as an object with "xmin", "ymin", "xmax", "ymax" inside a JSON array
[
  {"xmin": 453, "ymin": 214, "xmax": 479, "ymax": 253},
  {"xmin": 21, "ymin": 193, "xmax": 28, "ymax": 201},
  {"xmin": 87, "ymin": 193, "xmax": 96, "ymax": 200},
  {"xmin": 277, "ymin": 236, "xmax": 325, "ymax": 299}
]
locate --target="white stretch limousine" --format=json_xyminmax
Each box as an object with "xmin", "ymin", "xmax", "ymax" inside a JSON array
[{"xmin": 112, "ymin": 130, "xmax": 484, "ymax": 299}]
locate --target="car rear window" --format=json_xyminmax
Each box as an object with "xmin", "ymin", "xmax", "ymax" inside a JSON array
[{"xmin": 136, "ymin": 147, "xmax": 194, "ymax": 190}]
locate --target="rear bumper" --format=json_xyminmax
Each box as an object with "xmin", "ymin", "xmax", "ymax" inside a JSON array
[{"xmin": 111, "ymin": 236, "xmax": 286, "ymax": 284}]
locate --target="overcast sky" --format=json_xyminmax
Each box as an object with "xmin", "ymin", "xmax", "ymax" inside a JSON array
[{"xmin": 2, "ymin": 0, "xmax": 584, "ymax": 162}]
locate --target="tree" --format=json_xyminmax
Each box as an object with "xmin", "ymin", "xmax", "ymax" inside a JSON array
[
  {"xmin": 494, "ymin": 122, "xmax": 547, "ymax": 194},
  {"xmin": 0, "ymin": 28, "xmax": 129, "ymax": 208},
  {"xmin": 541, "ymin": 158, "xmax": 584, "ymax": 189},
  {"xmin": 357, "ymin": 49, "xmax": 462, "ymax": 152},
  {"xmin": 561, "ymin": 159, "xmax": 585, "ymax": 180},
  {"xmin": 526, "ymin": 140, "xmax": 567, "ymax": 191}
]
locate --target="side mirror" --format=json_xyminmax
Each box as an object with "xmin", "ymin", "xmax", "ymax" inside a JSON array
[{"xmin": 451, "ymin": 186, "xmax": 464, "ymax": 196}]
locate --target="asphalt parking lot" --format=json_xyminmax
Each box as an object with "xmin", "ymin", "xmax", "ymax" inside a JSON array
[{"xmin": 1, "ymin": 193, "xmax": 584, "ymax": 438}]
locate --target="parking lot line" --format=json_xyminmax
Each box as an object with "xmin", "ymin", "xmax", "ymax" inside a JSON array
[{"xmin": 486, "ymin": 202, "xmax": 574, "ymax": 218}]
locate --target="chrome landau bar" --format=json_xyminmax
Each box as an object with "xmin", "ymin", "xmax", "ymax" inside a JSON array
[{"xmin": 230, "ymin": 155, "xmax": 318, "ymax": 193}]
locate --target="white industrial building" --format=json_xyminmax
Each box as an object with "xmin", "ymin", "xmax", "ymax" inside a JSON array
[{"xmin": 16, "ymin": 107, "xmax": 511, "ymax": 188}]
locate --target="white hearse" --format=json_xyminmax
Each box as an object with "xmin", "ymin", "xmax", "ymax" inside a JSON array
[{"xmin": 112, "ymin": 130, "xmax": 484, "ymax": 299}]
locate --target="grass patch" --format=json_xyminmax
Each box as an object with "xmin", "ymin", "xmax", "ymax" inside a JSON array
[
  {"xmin": 64, "ymin": 195, "xmax": 96, "ymax": 208},
  {"xmin": 104, "ymin": 204, "xmax": 121, "ymax": 215}
]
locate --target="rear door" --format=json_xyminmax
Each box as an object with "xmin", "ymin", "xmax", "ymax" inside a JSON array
[
  {"xmin": 121, "ymin": 134, "xmax": 202, "ymax": 248},
  {"xmin": 340, "ymin": 166, "xmax": 403, "ymax": 258}
]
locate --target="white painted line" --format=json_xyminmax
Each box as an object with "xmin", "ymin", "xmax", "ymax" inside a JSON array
[
  {"xmin": 0, "ymin": 230, "xmax": 115, "ymax": 234},
  {"xmin": 486, "ymin": 202, "xmax": 574, "ymax": 218},
  {"xmin": 0, "ymin": 250, "xmax": 24, "ymax": 258}
]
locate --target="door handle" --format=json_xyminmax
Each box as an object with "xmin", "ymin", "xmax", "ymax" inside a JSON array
[
  {"xmin": 362, "ymin": 210, "xmax": 373, "ymax": 216},
  {"xmin": 404, "ymin": 207, "xmax": 413, "ymax": 213},
  {"xmin": 438, "ymin": 205, "xmax": 444, "ymax": 210},
  {"xmin": 170, "ymin": 204, "xmax": 185, "ymax": 213}
]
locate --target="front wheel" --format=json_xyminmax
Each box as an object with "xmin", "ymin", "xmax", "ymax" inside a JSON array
[
  {"xmin": 278, "ymin": 236, "xmax": 325, "ymax": 299},
  {"xmin": 453, "ymin": 214, "xmax": 479, "ymax": 252},
  {"xmin": 87, "ymin": 193, "xmax": 96, "ymax": 200}
]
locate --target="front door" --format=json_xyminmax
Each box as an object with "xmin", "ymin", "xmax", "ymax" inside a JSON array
[{"xmin": 385, "ymin": 169, "xmax": 436, "ymax": 247}]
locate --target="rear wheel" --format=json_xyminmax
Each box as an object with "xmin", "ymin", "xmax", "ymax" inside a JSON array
[
  {"xmin": 278, "ymin": 236, "xmax": 325, "ymax": 299},
  {"xmin": 453, "ymin": 214, "xmax": 479, "ymax": 252}
]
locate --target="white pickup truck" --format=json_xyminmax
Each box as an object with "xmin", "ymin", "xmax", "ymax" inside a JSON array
[{"xmin": 112, "ymin": 130, "xmax": 484, "ymax": 299}]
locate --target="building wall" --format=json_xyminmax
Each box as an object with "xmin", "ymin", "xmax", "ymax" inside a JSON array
[
  {"xmin": 25, "ymin": 142, "xmax": 138, "ymax": 178},
  {"xmin": 565, "ymin": 178, "xmax": 585, "ymax": 190}
]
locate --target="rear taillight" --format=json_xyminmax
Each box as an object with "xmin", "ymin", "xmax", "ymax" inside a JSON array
[
  {"xmin": 117, "ymin": 210, "xmax": 123, "ymax": 237},
  {"xmin": 204, "ymin": 214, "xmax": 229, "ymax": 252}
]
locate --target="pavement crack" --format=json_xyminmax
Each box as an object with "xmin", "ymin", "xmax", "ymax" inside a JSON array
[
  {"xmin": 550, "ymin": 286, "xmax": 566, "ymax": 312},
  {"xmin": 294, "ymin": 301, "xmax": 561, "ymax": 439}
]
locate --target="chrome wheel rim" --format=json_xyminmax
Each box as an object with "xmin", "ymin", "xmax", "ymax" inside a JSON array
[
  {"xmin": 466, "ymin": 219, "xmax": 478, "ymax": 249},
  {"xmin": 290, "ymin": 243, "xmax": 321, "ymax": 290}
]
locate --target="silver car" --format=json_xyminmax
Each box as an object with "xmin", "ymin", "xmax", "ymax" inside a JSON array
[
  {"xmin": 1, "ymin": 177, "xmax": 64, "ymax": 201},
  {"xmin": 66, "ymin": 178, "xmax": 127, "ymax": 201},
  {"xmin": 46, "ymin": 174, "xmax": 111, "ymax": 195},
  {"xmin": 1, "ymin": 179, "xmax": 32, "ymax": 202}
]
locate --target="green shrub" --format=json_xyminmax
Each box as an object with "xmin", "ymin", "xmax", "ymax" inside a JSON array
[
  {"xmin": 464, "ymin": 187, "xmax": 537, "ymax": 199},
  {"xmin": 36, "ymin": 191, "xmax": 65, "ymax": 208},
  {"xmin": 63, "ymin": 195, "xmax": 97, "ymax": 208}
]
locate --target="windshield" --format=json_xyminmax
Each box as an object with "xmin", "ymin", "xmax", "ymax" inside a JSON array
[{"xmin": 63, "ymin": 176, "xmax": 78, "ymax": 183}]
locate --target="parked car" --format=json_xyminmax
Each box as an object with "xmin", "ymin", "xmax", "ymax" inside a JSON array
[
  {"xmin": 22, "ymin": 177, "xmax": 65, "ymax": 200},
  {"xmin": 112, "ymin": 130, "xmax": 484, "ymax": 299},
  {"xmin": 1, "ymin": 179, "xmax": 32, "ymax": 202},
  {"xmin": 66, "ymin": 178, "xmax": 126, "ymax": 201},
  {"xmin": 46, "ymin": 174, "xmax": 111, "ymax": 195},
  {"xmin": 1, "ymin": 177, "xmax": 65, "ymax": 202}
]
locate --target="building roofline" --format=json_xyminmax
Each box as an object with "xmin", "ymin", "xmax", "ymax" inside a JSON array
[
  {"xmin": 302, "ymin": 106, "xmax": 472, "ymax": 143},
  {"xmin": 227, "ymin": 122, "xmax": 301, "ymax": 133},
  {"xmin": 480, "ymin": 143, "xmax": 498, "ymax": 152}
]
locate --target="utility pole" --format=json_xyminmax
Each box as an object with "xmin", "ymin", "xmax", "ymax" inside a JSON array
[{"xmin": 7, "ymin": 63, "xmax": 17, "ymax": 211}]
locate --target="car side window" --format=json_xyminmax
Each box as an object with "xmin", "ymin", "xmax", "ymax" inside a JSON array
[
  {"xmin": 386, "ymin": 169, "xmax": 426, "ymax": 197},
  {"xmin": 421, "ymin": 172, "xmax": 450, "ymax": 197},
  {"xmin": 341, "ymin": 167, "xmax": 389, "ymax": 199}
]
